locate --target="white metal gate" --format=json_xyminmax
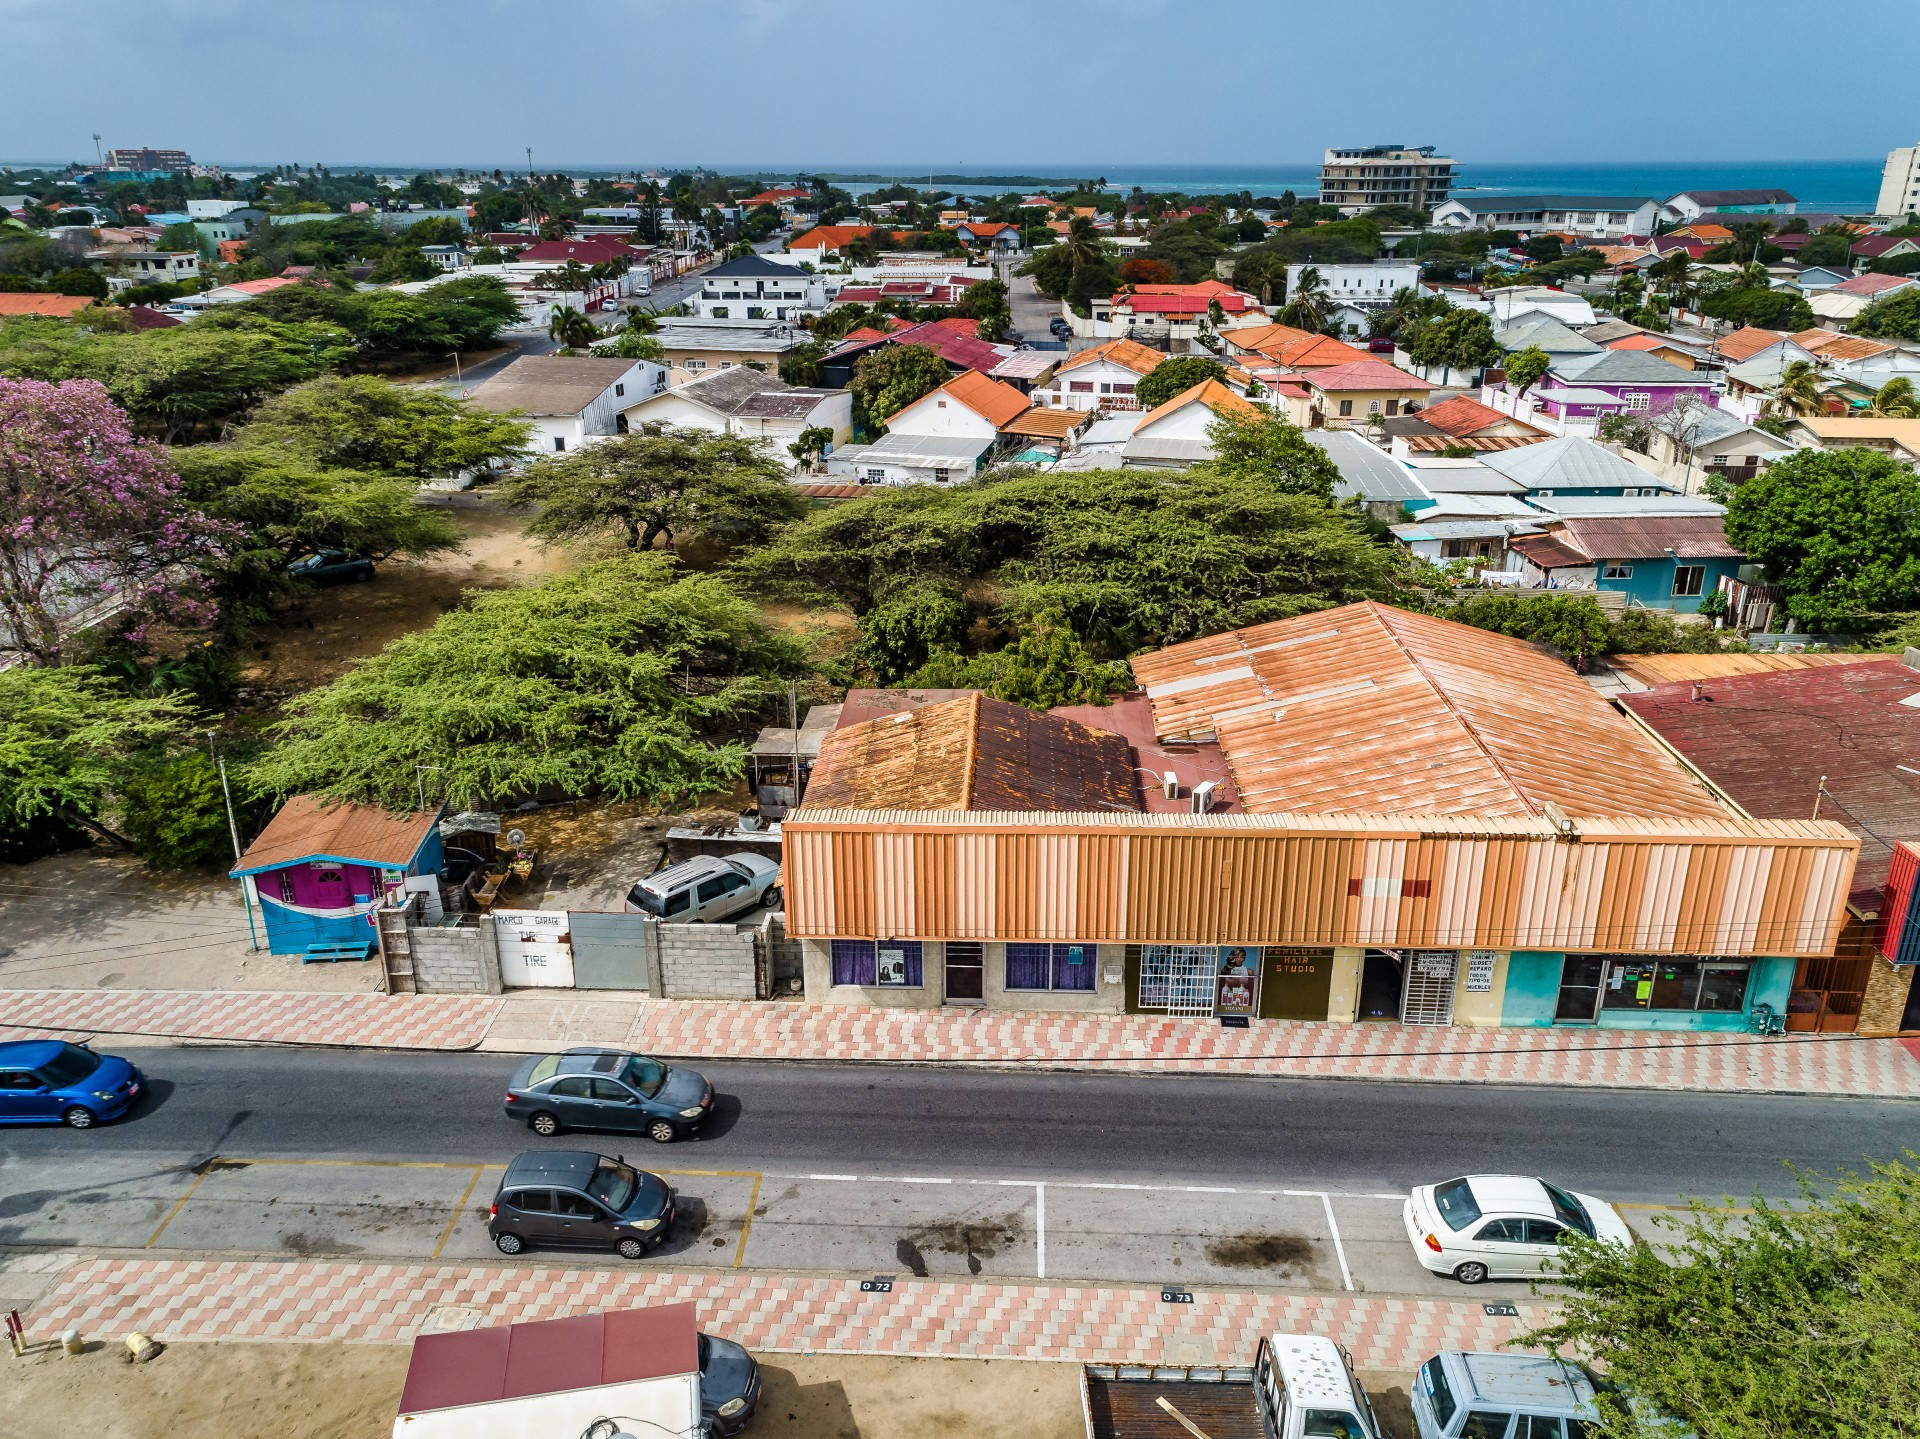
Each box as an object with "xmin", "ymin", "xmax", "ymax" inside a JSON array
[
  {"xmin": 1401, "ymin": 949, "xmax": 1459, "ymax": 1026},
  {"xmin": 1139, "ymin": 945, "xmax": 1218, "ymax": 1016}
]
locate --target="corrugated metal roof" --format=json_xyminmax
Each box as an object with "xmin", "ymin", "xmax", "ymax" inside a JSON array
[
  {"xmin": 232, "ymin": 795, "xmax": 440, "ymax": 875},
  {"xmin": 1613, "ymin": 653, "xmax": 1882, "ymax": 686},
  {"xmin": 1129, "ymin": 602, "xmax": 1733, "ymax": 821},
  {"xmin": 398, "ymin": 1304, "xmax": 697, "ymax": 1416},
  {"xmin": 1479, "ymin": 437, "xmax": 1672, "ymax": 492},
  {"xmin": 1304, "ymin": 429, "xmax": 1429, "ymax": 502},
  {"xmin": 469, "ymin": 355, "xmax": 641, "ymax": 417},
  {"xmin": 1553, "ymin": 514, "xmax": 1742, "ymax": 560}
]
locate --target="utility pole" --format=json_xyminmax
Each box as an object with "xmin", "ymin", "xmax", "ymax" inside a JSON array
[
  {"xmin": 91, "ymin": 132, "xmax": 103, "ymax": 167},
  {"xmin": 208, "ymin": 733, "xmax": 260, "ymax": 952}
]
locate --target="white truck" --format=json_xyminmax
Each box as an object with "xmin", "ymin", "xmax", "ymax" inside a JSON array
[{"xmin": 1083, "ymin": 1332, "xmax": 1380, "ymax": 1439}]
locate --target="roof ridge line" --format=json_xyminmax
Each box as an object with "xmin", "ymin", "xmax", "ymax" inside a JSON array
[
  {"xmin": 961, "ymin": 692, "xmax": 982, "ymax": 809},
  {"xmin": 1370, "ymin": 603, "xmax": 1544, "ymax": 817}
]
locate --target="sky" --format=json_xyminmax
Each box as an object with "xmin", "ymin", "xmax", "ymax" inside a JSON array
[{"xmin": 4, "ymin": 0, "xmax": 1918, "ymax": 172}]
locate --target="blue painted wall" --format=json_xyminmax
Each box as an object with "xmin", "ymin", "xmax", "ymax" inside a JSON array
[
  {"xmin": 1501, "ymin": 952, "xmax": 1564, "ymax": 1027},
  {"xmin": 1595, "ymin": 555, "xmax": 1743, "ymax": 614},
  {"xmin": 256, "ymin": 897, "xmax": 377, "ymax": 955},
  {"xmin": 1500, "ymin": 951, "xmax": 1794, "ymax": 1030}
]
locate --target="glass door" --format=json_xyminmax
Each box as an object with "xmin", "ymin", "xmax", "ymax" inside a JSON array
[{"xmin": 1555, "ymin": 955, "xmax": 1605, "ymax": 1021}]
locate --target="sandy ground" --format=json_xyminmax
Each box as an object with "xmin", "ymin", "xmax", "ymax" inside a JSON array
[{"xmin": 0, "ymin": 1342, "xmax": 1088, "ymax": 1439}]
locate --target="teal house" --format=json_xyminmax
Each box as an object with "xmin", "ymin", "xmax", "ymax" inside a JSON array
[{"xmin": 1509, "ymin": 513, "xmax": 1745, "ymax": 613}]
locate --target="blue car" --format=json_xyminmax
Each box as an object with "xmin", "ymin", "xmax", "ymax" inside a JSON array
[{"xmin": 0, "ymin": 1040, "xmax": 144, "ymax": 1129}]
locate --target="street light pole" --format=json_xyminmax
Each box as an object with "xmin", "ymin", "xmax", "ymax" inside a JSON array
[{"xmin": 208, "ymin": 733, "xmax": 259, "ymax": 952}]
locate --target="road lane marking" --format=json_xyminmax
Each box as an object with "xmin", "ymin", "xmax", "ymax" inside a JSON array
[
  {"xmin": 1035, "ymin": 1182, "xmax": 1047, "ymax": 1280},
  {"xmin": 144, "ymin": 1167, "xmax": 210, "ymax": 1249},
  {"xmin": 806, "ymin": 1174, "xmax": 859, "ymax": 1182},
  {"xmin": 892, "ymin": 1177, "xmax": 953, "ymax": 1184},
  {"xmin": 733, "ymin": 1173, "xmax": 763, "ymax": 1269},
  {"xmin": 432, "ymin": 1165, "xmax": 486, "ymax": 1260},
  {"xmin": 1180, "ymin": 1186, "xmax": 1237, "ymax": 1194},
  {"xmin": 1319, "ymin": 1192, "xmax": 1355, "ymax": 1292}
]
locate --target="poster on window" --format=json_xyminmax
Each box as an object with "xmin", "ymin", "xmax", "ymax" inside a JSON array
[
  {"xmin": 1215, "ymin": 946, "xmax": 1259, "ymax": 1017},
  {"xmin": 877, "ymin": 946, "xmax": 908, "ymax": 986}
]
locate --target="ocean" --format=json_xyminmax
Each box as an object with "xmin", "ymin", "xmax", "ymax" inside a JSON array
[{"xmin": 813, "ymin": 159, "xmax": 1883, "ymax": 214}]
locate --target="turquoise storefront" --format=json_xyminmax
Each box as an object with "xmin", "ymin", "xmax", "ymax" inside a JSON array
[{"xmin": 1501, "ymin": 951, "xmax": 1794, "ymax": 1030}]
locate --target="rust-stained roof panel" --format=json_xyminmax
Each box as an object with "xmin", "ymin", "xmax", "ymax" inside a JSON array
[
  {"xmin": 232, "ymin": 795, "xmax": 440, "ymax": 874},
  {"xmin": 1131, "ymin": 601, "xmax": 1731, "ymax": 821}
]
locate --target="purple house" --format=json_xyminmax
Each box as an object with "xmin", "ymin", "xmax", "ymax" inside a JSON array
[
  {"xmin": 231, "ymin": 795, "xmax": 445, "ymax": 957},
  {"xmin": 1525, "ymin": 349, "xmax": 1713, "ymax": 430}
]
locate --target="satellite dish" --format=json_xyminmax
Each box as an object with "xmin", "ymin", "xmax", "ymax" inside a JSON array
[{"xmin": 506, "ymin": 828, "xmax": 526, "ymax": 848}]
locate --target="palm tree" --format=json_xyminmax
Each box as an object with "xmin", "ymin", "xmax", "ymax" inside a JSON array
[
  {"xmin": 1869, "ymin": 376, "xmax": 1919, "ymax": 417},
  {"xmin": 1770, "ymin": 360, "xmax": 1825, "ymax": 417},
  {"xmin": 1280, "ymin": 265, "xmax": 1331, "ymax": 332},
  {"xmin": 1062, "ymin": 215, "xmax": 1103, "ymax": 272},
  {"xmin": 547, "ymin": 305, "xmax": 597, "ymax": 351},
  {"xmin": 1737, "ymin": 260, "xmax": 1772, "ymax": 290}
]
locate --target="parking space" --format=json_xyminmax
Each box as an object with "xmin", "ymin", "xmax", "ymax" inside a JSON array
[
  {"xmin": 0, "ymin": 1152, "xmax": 200, "ymax": 1251},
  {"xmin": 1046, "ymin": 1187, "xmax": 1342, "ymax": 1289},
  {"xmin": 744, "ymin": 1178, "xmax": 1041, "ymax": 1280}
]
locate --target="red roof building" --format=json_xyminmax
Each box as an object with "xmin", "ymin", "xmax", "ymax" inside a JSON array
[{"xmin": 512, "ymin": 238, "xmax": 641, "ymax": 266}]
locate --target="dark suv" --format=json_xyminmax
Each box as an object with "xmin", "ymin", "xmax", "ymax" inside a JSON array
[{"xmin": 488, "ymin": 1151, "xmax": 675, "ymax": 1260}]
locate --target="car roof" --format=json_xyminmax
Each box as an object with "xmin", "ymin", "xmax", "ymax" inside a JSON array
[
  {"xmin": 501, "ymin": 1151, "xmax": 602, "ymax": 1187},
  {"xmin": 1463, "ymin": 1175, "xmax": 1555, "ymax": 1219},
  {"xmin": 555, "ymin": 1048, "xmax": 645, "ymax": 1077},
  {"xmin": 635, "ymin": 855, "xmax": 734, "ymax": 893},
  {"xmin": 1264, "ymin": 1334, "xmax": 1359, "ymax": 1409},
  {"xmin": 0, "ymin": 1040, "xmax": 70, "ymax": 1067},
  {"xmin": 1447, "ymin": 1352, "xmax": 1599, "ymax": 1414}
]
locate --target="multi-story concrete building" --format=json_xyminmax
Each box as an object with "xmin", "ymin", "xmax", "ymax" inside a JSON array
[
  {"xmin": 1318, "ymin": 145, "xmax": 1455, "ymax": 215},
  {"xmin": 105, "ymin": 147, "xmax": 192, "ymax": 173},
  {"xmin": 1878, "ymin": 142, "xmax": 1920, "ymax": 219}
]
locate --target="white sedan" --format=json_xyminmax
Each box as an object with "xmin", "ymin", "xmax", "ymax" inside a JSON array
[{"xmin": 1403, "ymin": 1174, "xmax": 1635, "ymax": 1284}]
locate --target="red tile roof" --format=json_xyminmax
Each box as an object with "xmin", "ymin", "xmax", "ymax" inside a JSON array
[
  {"xmin": 1835, "ymin": 272, "xmax": 1916, "ymax": 297},
  {"xmin": 931, "ymin": 316, "xmax": 981, "ymax": 337},
  {"xmin": 887, "ymin": 319, "xmax": 1007, "ymax": 373},
  {"xmin": 1057, "ymin": 337, "xmax": 1167, "ymax": 377},
  {"xmin": 0, "ymin": 293, "xmax": 96, "ymax": 318},
  {"xmin": 232, "ymin": 795, "xmax": 440, "ymax": 874},
  {"xmin": 1114, "ymin": 288, "xmax": 1257, "ymax": 315},
  {"xmin": 919, "ymin": 369, "xmax": 1030, "ymax": 428},
  {"xmin": 1299, "ymin": 359, "xmax": 1435, "ymax": 393},
  {"xmin": 741, "ymin": 189, "xmax": 809, "ymax": 206},
  {"xmin": 1851, "ymin": 236, "xmax": 1919, "ymax": 258},
  {"xmin": 513, "ymin": 238, "xmax": 641, "ymax": 265},
  {"xmin": 1134, "ymin": 378, "xmax": 1261, "ymax": 432},
  {"xmin": 1714, "ymin": 327, "xmax": 1790, "ymax": 363},
  {"xmin": 1418, "ymin": 395, "xmax": 1512, "ymax": 436}
]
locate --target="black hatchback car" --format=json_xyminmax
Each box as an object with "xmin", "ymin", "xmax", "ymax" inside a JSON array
[
  {"xmin": 700, "ymin": 1331, "xmax": 762, "ymax": 1436},
  {"xmin": 504, "ymin": 1047, "xmax": 714, "ymax": 1143},
  {"xmin": 488, "ymin": 1150, "xmax": 674, "ymax": 1259}
]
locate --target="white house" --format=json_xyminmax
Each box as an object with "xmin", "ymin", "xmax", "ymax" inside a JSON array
[
  {"xmin": 1122, "ymin": 378, "xmax": 1261, "ymax": 468},
  {"xmin": 1035, "ymin": 337, "xmax": 1166, "ymax": 411},
  {"xmin": 1659, "ymin": 189, "xmax": 1797, "ymax": 225},
  {"xmin": 1431, "ymin": 195, "xmax": 1660, "ymax": 240},
  {"xmin": 689, "ymin": 254, "xmax": 830, "ymax": 321},
  {"xmin": 468, "ymin": 354, "xmax": 666, "ymax": 454},
  {"xmin": 884, "ymin": 370, "xmax": 1031, "ymax": 448},
  {"xmin": 419, "ymin": 244, "xmax": 471, "ymax": 271},
  {"xmin": 119, "ymin": 250, "xmax": 200, "ymax": 283},
  {"xmin": 825, "ymin": 433, "xmax": 997, "ymax": 486},
  {"xmin": 1287, "ymin": 261, "xmax": 1420, "ymax": 313},
  {"xmin": 618, "ymin": 367, "xmax": 851, "ymax": 471}
]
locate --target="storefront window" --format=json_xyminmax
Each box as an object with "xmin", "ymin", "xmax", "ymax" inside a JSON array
[
  {"xmin": 1005, "ymin": 943, "xmax": 1095, "ymax": 992},
  {"xmin": 832, "ymin": 940, "xmax": 923, "ymax": 987},
  {"xmin": 1559, "ymin": 956, "xmax": 1752, "ymax": 1016}
]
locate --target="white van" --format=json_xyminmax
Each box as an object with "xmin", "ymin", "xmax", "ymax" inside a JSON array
[{"xmin": 1255, "ymin": 1334, "xmax": 1381, "ymax": 1439}]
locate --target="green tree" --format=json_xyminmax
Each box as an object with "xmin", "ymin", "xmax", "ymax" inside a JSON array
[
  {"xmin": 1279, "ymin": 265, "xmax": 1331, "ymax": 331},
  {"xmin": 1526, "ymin": 1158, "xmax": 1920, "ymax": 1439},
  {"xmin": 1853, "ymin": 288, "xmax": 1920, "ymax": 342},
  {"xmin": 590, "ymin": 328, "xmax": 666, "ymax": 362},
  {"xmin": 498, "ymin": 422, "xmax": 804, "ymax": 552},
  {"xmin": 245, "ymin": 557, "xmax": 807, "ymax": 810},
  {"xmin": 48, "ymin": 266, "xmax": 109, "ymax": 298},
  {"xmin": 1135, "ymin": 355, "xmax": 1227, "ymax": 410},
  {"xmin": 547, "ymin": 304, "xmax": 598, "ymax": 350},
  {"xmin": 234, "ymin": 374, "xmax": 530, "ymax": 475},
  {"xmin": 1869, "ymin": 376, "xmax": 1920, "ymax": 418},
  {"xmin": 0, "ymin": 665, "xmax": 200, "ymax": 851},
  {"xmin": 849, "ymin": 342, "xmax": 952, "ymax": 431},
  {"xmin": 1204, "ymin": 409, "xmax": 1338, "ymax": 501},
  {"xmin": 1502, "ymin": 345, "xmax": 1552, "ymax": 400},
  {"xmin": 1724, "ymin": 446, "xmax": 1920, "ymax": 628},
  {"xmin": 155, "ymin": 221, "xmax": 204, "ymax": 254},
  {"xmin": 1406, "ymin": 309, "xmax": 1501, "ymax": 372},
  {"xmin": 1699, "ymin": 285, "xmax": 1813, "ymax": 332},
  {"xmin": 907, "ymin": 610, "xmax": 1132, "ymax": 707},
  {"xmin": 778, "ymin": 338, "xmax": 831, "ymax": 387},
  {"xmin": 1235, "ymin": 214, "xmax": 1267, "ymax": 243},
  {"xmin": 1449, "ymin": 592, "xmax": 1612, "ymax": 668},
  {"xmin": 957, "ymin": 278, "xmax": 1012, "ymax": 341},
  {"xmin": 1795, "ymin": 232, "xmax": 1853, "ymax": 267},
  {"xmin": 1018, "ymin": 243, "xmax": 1075, "ymax": 299},
  {"xmin": 121, "ymin": 752, "xmax": 242, "ymax": 868},
  {"xmin": 788, "ymin": 425, "xmax": 835, "ymax": 467},
  {"xmin": 1770, "ymin": 359, "xmax": 1826, "ymax": 418}
]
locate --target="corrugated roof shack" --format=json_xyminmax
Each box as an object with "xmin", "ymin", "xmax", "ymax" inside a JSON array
[{"xmin": 784, "ymin": 604, "xmax": 1859, "ymax": 1030}]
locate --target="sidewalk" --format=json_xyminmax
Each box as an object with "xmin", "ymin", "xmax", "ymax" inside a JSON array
[
  {"xmin": 4, "ymin": 985, "xmax": 1918, "ymax": 1096},
  {"xmin": 27, "ymin": 1254, "xmax": 1546, "ymax": 1373}
]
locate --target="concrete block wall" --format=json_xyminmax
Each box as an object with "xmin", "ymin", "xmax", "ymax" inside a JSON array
[
  {"xmin": 411, "ymin": 921, "xmax": 503, "ymax": 995},
  {"xmin": 657, "ymin": 923, "xmax": 760, "ymax": 1001},
  {"xmin": 762, "ymin": 914, "xmax": 805, "ymax": 995}
]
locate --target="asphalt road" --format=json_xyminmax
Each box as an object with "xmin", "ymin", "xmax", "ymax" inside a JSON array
[{"xmin": 1, "ymin": 1049, "xmax": 1912, "ymax": 1293}]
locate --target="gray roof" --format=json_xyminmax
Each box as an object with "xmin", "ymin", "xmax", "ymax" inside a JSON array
[
  {"xmin": 1579, "ymin": 319, "xmax": 1649, "ymax": 345},
  {"xmin": 1122, "ymin": 436, "xmax": 1214, "ymax": 464},
  {"xmin": 1407, "ymin": 461, "xmax": 1525, "ymax": 495},
  {"xmin": 1479, "ymin": 437, "xmax": 1676, "ymax": 492},
  {"xmin": 1392, "ymin": 519, "xmax": 1532, "ymax": 541},
  {"xmin": 831, "ymin": 433, "xmax": 991, "ymax": 468},
  {"xmin": 661, "ymin": 365, "xmax": 802, "ymax": 417},
  {"xmin": 1683, "ymin": 406, "xmax": 1773, "ymax": 446},
  {"xmin": 703, "ymin": 254, "xmax": 806, "ymax": 279},
  {"xmin": 1303, "ymin": 429, "xmax": 1428, "ymax": 502},
  {"xmin": 736, "ymin": 389, "xmax": 839, "ymax": 419},
  {"xmin": 1552, "ymin": 350, "xmax": 1701, "ymax": 385},
  {"xmin": 1526, "ymin": 493, "xmax": 1724, "ymax": 518},
  {"xmin": 468, "ymin": 355, "xmax": 640, "ymax": 416},
  {"xmin": 1497, "ymin": 314, "xmax": 1601, "ymax": 356},
  {"xmin": 653, "ymin": 323, "xmax": 799, "ymax": 354},
  {"xmin": 1445, "ymin": 194, "xmax": 1657, "ymax": 213},
  {"xmin": 1076, "ymin": 416, "xmax": 1140, "ymax": 448}
]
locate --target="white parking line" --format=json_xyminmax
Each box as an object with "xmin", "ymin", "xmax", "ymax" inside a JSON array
[
  {"xmin": 1035, "ymin": 1182, "xmax": 1047, "ymax": 1280},
  {"xmin": 1320, "ymin": 1192, "xmax": 1355, "ymax": 1291},
  {"xmin": 892, "ymin": 1176, "xmax": 953, "ymax": 1185},
  {"xmin": 806, "ymin": 1173, "xmax": 858, "ymax": 1182}
]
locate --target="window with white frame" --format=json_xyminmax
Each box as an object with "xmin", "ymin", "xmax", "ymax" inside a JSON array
[
  {"xmin": 1622, "ymin": 391, "xmax": 1651, "ymax": 411},
  {"xmin": 1601, "ymin": 563, "xmax": 1634, "ymax": 580},
  {"xmin": 1673, "ymin": 564, "xmax": 1706, "ymax": 597}
]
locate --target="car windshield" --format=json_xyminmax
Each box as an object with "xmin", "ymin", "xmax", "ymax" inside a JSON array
[
  {"xmin": 1303, "ymin": 1411, "xmax": 1367, "ymax": 1439},
  {"xmin": 622, "ymin": 1057, "xmax": 669, "ymax": 1098},
  {"xmin": 527, "ymin": 1055, "xmax": 562, "ymax": 1085},
  {"xmin": 1544, "ymin": 1181, "xmax": 1596, "ymax": 1238},
  {"xmin": 37, "ymin": 1044, "xmax": 99, "ymax": 1089},
  {"xmin": 630, "ymin": 885, "xmax": 666, "ymax": 916},
  {"xmin": 1433, "ymin": 1179, "xmax": 1482, "ymax": 1231},
  {"xmin": 588, "ymin": 1159, "xmax": 639, "ymax": 1211},
  {"xmin": 1421, "ymin": 1360, "xmax": 1458, "ymax": 1429}
]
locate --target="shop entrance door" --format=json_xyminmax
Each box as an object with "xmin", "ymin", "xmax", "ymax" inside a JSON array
[
  {"xmin": 1358, "ymin": 950, "xmax": 1405, "ymax": 1020},
  {"xmin": 1402, "ymin": 950, "xmax": 1459, "ymax": 1026},
  {"xmin": 1140, "ymin": 945, "xmax": 1218, "ymax": 1016},
  {"xmin": 944, "ymin": 942, "xmax": 984, "ymax": 1004}
]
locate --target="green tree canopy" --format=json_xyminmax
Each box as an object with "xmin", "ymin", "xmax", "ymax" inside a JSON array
[
  {"xmin": 1698, "ymin": 284, "xmax": 1814, "ymax": 332},
  {"xmin": 1204, "ymin": 409, "xmax": 1339, "ymax": 501},
  {"xmin": 245, "ymin": 557, "xmax": 808, "ymax": 810},
  {"xmin": 233, "ymin": 374, "xmax": 530, "ymax": 476},
  {"xmin": 1407, "ymin": 309, "xmax": 1502, "ymax": 372},
  {"xmin": 849, "ymin": 342, "xmax": 953, "ymax": 431},
  {"xmin": 1135, "ymin": 355, "xmax": 1227, "ymax": 410},
  {"xmin": 1527, "ymin": 1158, "xmax": 1920, "ymax": 1439},
  {"xmin": 1853, "ymin": 288, "xmax": 1920, "ymax": 341},
  {"xmin": 497, "ymin": 422, "xmax": 805, "ymax": 552},
  {"xmin": 1443, "ymin": 592, "xmax": 1612, "ymax": 668},
  {"xmin": 906, "ymin": 610, "xmax": 1132, "ymax": 708},
  {"xmin": 737, "ymin": 466, "xmax": 1406, "ymax": 667},
  {"xmin": 1723, "ymin": 446, "xmax": 1920, "ymax": 628},
  {"xmin": 590, "ymin": 328, "xmax": 666, "ymax": 362},
  {"xmin": 1502, "ymin": 344, "xmax": 1552, "ymax": 398}
]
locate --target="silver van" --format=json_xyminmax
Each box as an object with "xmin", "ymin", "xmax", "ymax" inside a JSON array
[
  {"xmin": 624, "ymin": 853, "xmax": 780, "ymax": 923},
  {"xmin": 1413, "ymin": 1351, "xmax": 1599, "ymax": 1439}
]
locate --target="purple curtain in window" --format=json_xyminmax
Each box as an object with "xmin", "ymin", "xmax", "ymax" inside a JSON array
[
  {"xmin": 1053, "ymin": 943, "xmax": 1095, "ymax": 992},
  {"xmin": 831, "ymin": 940, "xmax": 876, "ymax": 986},
  {"xmin": 892, "ymin": 941, "xmax": 923, "ymax": 987},
  {"xmin": 1005, "ymin": 943, "xmax": 1050, "ymax": 990}
]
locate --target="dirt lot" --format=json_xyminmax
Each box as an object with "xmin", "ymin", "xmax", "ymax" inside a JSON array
[{"xmin": 1, "ymin": 1342, "xmax": 1087, "ymax": 1439}]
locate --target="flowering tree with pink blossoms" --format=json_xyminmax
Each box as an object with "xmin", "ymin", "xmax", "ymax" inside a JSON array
[{"xmin": 0, "ymin": 376, "xmax": 233, "ymax": 666}]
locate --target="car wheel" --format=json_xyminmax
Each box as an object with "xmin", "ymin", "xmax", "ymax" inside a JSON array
[
  {"xmin": 495, "ymin": 1232, "xmax": 525, "ymax": 1256},
  {"xmin": 647, "ymin": 1119, "xmax": 677, "ymax": 1144},
  {"xmin": 1453, "ymin": 1260, "xmax": 1489, "ymax": 1285},
  {"xmin": 762, "ymin": 886, "xmax": 783, "ymax": 911},
  {"xmin": 61, "ymin": 1106, "xmax": 96, "ymax": 1130},
  {"xmin": 529, "ymin": 1111, "xmax": 561, "ymax": 1136},
  {"xmin": 616, "ymin": 1237, "xmax": 647, "ymax": 1261}
]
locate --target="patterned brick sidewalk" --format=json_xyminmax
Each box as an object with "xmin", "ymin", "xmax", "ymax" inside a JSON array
[
  {"xmin": 0, "ymin": 988, "xmax": 500, "ymax": 1051},
  {"xmin": 26, "ymin": 1255, "xmax": 1546, "ymax": 1372},
  {"xmin": 626, "ymin": 1001, "xmax": 1920, "ymax": 1097}
]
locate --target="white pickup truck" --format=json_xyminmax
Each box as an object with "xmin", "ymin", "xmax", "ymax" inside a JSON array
[{"xmin": 1083, "ymin": 1332, "xmax": 1380, "ymax": 1439}]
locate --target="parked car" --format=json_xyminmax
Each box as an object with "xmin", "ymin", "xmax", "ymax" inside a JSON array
[
  {"xmin": 1403, "ymin": 1175, "xmax": 1635, "ymax": 1284},
  {"xmin": 503, "ymin": 1046, "xmax": 714, "ymax": 1142},
  {"xmin": 1254, "ymin": 1332, "xmax": 1381, "ymax": 1439},
  {"xmin": 1412, "ymin": 1351, "xmax": 1601, "ymax": 1439},
  {"xmin": 0, "ymin": 1040, "xmax": 144, "ymax": 1128},
  {"xmin": 624, "ymin": 852, "xmax": 780, "ymax": 923},
  {"xmin": 286, "ymin": 549, "xmax": 376, "ymax": 585},
  {"xmin": 700, "ymin": 1331, "xmax": 762, "ymax": 1435},
  {"xmin": 488, "ymin": 1150, "xmax": 675, "ymax": 1259}
]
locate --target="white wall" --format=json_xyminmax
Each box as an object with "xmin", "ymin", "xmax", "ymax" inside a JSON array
[
  {"xmin": 885, "ymin": 389, "xmax": 999, "ymax": 440},
  {"xmin": 391, "ymin": 1375, "xmax": 698, "ymax": 1439}
]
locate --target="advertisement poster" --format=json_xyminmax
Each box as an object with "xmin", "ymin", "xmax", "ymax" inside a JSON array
[{"xmin": 1215, "ymin": 946, "xmax": 1259, "ymax": 1017}]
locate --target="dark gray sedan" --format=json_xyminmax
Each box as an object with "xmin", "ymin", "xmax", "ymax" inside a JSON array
[{"xmin": 503, "ymin": 1047, "xmax": 714, "ymax": 1143}]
